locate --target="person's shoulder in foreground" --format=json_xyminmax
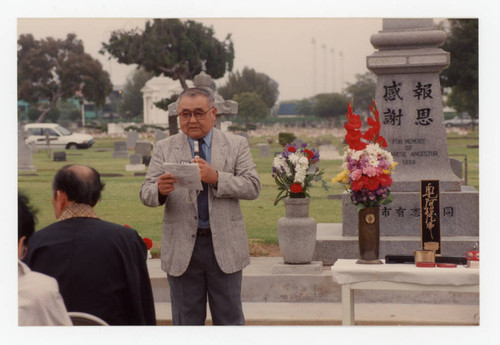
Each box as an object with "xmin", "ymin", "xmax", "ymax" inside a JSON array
[{"xmin": 18, "ymin": 192, "xmax": 72, "ymax": 326}]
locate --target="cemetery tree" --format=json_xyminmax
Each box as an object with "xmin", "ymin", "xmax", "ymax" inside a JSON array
[
  {"xmin": 218, "ymin": 67, "xmax": 279, "ymax": 109},
  {"xmin": 18, "ymin": 33, "xmax": 112, "ymax": 123},
  {"xmin": 312, "ymin": 93, "xmax": 348, "ymax": 121},
  {"xmin": 344, "ymin": 72, "xmax": 377, "ymax": 112},
  {"xmin": 295, "ymin": 98, "xmax": 314, "ymax": 116},
  {"xmin": 101, "ymin": 19, "xmax": 234, "ymax": 91},
  {"xmin": 121, "ymin": 68, "xmax": 155, "ymax": 119},
  {"xmin": 101, "ymin": 19, "xmax": 234, "ymax": 133},
  {"xmin": 440, "ymin": 19, "xmax": 478, "ymax": 119},
  {"xmin": 233, "ymin": 92, "xmax": 269, "ymax": 127}
]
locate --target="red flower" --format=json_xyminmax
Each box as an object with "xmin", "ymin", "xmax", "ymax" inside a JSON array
[
  {"xmin": 304, "ymin": 149, "xmax": 314, "ymax": 160},
  {"xmin": 378, "ymin": 174, "xmax": 393, "ymax": 187},
  {"xmin": 377, "ymin": 136, "xmax": 388, "ymax": 148},
  {"xmin": 345, "ymin": 130, "xmax": 367, "ymax": 150},
  {"xmin": 143, "ymin": 237, "xmax": 153, "ymax": 250},
  {"xmin": 290, "ymin": 183, "xmax": 303, "ymax": 194},
  {"xmin": 124, "ymin": 224, "xmax": 131, "ymax": 228},
  {"xmin": 287, "ymin": 146, "xmax": 296, "ymax": 153}
]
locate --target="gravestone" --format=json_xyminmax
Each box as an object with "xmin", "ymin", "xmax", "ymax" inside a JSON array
[
  {"xmin": 112, "ymin": 141, "xmax": 129, "ymax": 158},
  {"xmin": 257, "ymin": 143, "xmax": 270, "ymax": 158},
  {"xmin": 53, "ymin": 152, "xmax": 66, "ymax": 162},
  {"xmin": 135, "ymin": 140, "xmax": 153, "ymax": 167},
  {"xmin": 126, "ymin": 153, "xmax": 146, "ymax": 172},
  {"xmin": 315, "ymin": 19, "xmax": 478, "ymax": 264},
  {"xmin": 18, "ymin": 130, "xmax": 36, "ymax": 171},
  {"xmin": 127, "ymin": 131, "xmax": 139, "ymax": 150},
  {"xmin": 135, "ymin": 141, "xmax": 153, "ymax": 157},
  {"xmin": 155, "ymin": 131, "xmax": 167, "ymax": 142}
]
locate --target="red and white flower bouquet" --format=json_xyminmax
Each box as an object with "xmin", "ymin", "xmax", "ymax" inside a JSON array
[{"xmin": 333, "ymin": 101, "xmax": 397, "ymax": 211}]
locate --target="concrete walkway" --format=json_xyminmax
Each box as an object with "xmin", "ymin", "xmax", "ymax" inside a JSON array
[
  {"xmin": 154, "ymin": 302, "xmax": 479, "ymax": 326},
  {"xmin": 148, "ymin": 257, "xmax": 479, "ymax": 326}
]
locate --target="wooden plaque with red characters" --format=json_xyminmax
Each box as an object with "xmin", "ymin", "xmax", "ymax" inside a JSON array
[{"xmin": 420, "ymin": 180, "xmax": 442, "ymax": 255}]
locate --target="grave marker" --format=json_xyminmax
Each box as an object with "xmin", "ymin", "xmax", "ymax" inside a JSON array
[
  {"xmin": 112, "ymin": 141, "xmax": 129, "ymax": 158},
  {"xmin": 257, "ymin": 143, "xmax": 270, "ymax": 158},
  {"xmin": 126, "ymin": 153, "xmax": 146, "ymax": 172},
  {"xmin": 127, "ymin": 131, "xmax": 139, "ymax": 150},
  {"xmin": 18, "ymin": 130, "xmax": 36, "ymax": 171}
]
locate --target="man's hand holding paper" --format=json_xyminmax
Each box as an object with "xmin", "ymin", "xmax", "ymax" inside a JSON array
[
  {"xmin": 162, "ymin": 163, "xmax": 203, "ymax": 192},
  {"xmin": 157, "ymin": 173, "xmax": 178, "ymax": 196}
]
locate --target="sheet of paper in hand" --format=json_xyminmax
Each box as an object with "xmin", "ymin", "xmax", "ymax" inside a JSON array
[{"xmin": 163, "ymin": 163, "xmax": 203, "ymax": 190}]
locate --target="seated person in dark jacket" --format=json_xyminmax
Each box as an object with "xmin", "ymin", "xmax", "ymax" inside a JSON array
[{"xmin": 24, "ymin": 164, "xmax": 156, "ymax": 325}]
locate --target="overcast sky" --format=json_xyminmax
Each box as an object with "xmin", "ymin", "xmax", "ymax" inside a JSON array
[{"xmin": 17, "ymin": 17, "xmax": 383, "ymax": 101}]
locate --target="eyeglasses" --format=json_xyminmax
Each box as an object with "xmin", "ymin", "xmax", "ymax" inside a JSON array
[{"xmin": 178, "ymin": 107, "xmax": 214, "ymax": 120}]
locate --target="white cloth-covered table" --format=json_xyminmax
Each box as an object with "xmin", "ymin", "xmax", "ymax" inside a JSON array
[{"xmin": 331, "ymin": 259, "xmax": 479, "ymax": 325}]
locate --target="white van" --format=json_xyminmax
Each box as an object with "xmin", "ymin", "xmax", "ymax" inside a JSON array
[{"xmin": 24, "ymin": 123, "xmax": 95, "ymax": 149}]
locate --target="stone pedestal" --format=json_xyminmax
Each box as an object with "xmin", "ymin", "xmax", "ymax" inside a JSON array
[{"xmin": 277, "ymin": 198, "xmax": 317, "ymax": 264}]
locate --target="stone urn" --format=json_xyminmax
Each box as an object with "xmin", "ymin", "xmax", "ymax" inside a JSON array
[{"xmin": 277, "ymin": 198, "xmax": 317, "ymax": 264}]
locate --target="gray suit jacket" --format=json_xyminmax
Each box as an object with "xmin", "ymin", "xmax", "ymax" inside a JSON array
[{"xmin": 140, "ymin": 128, "xmax": 261, "ymax": 276}]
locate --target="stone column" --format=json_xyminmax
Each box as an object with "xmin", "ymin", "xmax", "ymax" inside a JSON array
[
  {"xmin": 333, "ymin": 19, "xmax": 478, "ymax": 258},
  {"xmin": 367, "ymin": 19, "xmax": 460, "ymax": 192}
]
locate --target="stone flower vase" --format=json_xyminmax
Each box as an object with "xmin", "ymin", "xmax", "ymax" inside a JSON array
[
  {"xmin": 277, "ymin": 198, "xmax": 317, "ymax": 264},
  {"xmin": 357, "ymin": 206, "xmax": 383, "ymax": 264}
]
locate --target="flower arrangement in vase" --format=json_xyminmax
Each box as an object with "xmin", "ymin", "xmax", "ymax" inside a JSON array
[
  {"xmin": 272, "ymin": 142, "xmax": 329, "ymax": 206},
  {"xmin": 333, "ymin": 101, "xmax": 397, "ymax": 211}
]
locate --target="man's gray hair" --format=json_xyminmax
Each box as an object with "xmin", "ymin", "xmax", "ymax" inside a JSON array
[{"xmin": 177, "ymin": 87, "xmax": 214, "ymax": 107}]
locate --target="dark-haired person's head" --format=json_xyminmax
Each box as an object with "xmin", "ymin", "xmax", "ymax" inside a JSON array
[
  {"xmin": 51, "ymin": 165, "xmax": 105, "ymax": 219},
  {"xmin": 18, "ymin": 192, "xmax": 37, "ymax": 259}
]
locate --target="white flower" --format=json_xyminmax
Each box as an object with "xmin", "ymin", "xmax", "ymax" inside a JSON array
[
  {"xmin": 369, "ymin": 157, "xmax": 380, "ymax": 167},
  {"xmin": 273, "ymin": 156, "xmax": 291, "ymax": 176},
  {"xmin": 288, "ymin": 152, "xmax": 301, "ymax": 165},
  {"xmin": 380, "ymin": 150, "xmax": 394, "ymax": 166},
  {"xmin": 365, "ymin": 143, "xmax": 381, "ymax": 155},
  {"xmin": 294, "ymin": 165, "xmax": 308, "ymax": 184},
  {"xmin": 298, "ymin": 156, "xmax": 309, "ymax": 166},
  {"xmin": 348, "ymin": 149, "xmax": 363, "ymax": 161}
]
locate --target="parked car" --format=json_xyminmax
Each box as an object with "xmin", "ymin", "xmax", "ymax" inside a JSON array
[
  {"xmin": 24, "ymin": 123, "xmax": 94, "ymax": 149},
  {"xmin": 443, "ymin": 114, "xmax": 479, "ymax": 127}
]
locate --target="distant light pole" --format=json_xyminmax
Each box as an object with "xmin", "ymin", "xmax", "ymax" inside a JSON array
[
  {"xmin": 311, "ymin": 38, "xmax": 317, "ymax": 96},
  {"xmin": 322, "ymin": 44, "xmax": 327, "ymax": 93},
  {"xmin": 339, "ymin": 51, "xmax": 344, "ymax": 92},
  {"xmin": 330, "ymin": 48, "xmax": 335, "ymax": 93}
]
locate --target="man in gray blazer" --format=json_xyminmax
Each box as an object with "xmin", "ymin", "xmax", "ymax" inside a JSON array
[{"xmin": 140, "ymin": 87, "xmax": 261, "ymax": 325}]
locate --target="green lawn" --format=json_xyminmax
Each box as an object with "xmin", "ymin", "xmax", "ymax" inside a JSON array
[{"xmin": 18, "ymin": 129, "xmax": 478, "ymax": 257}]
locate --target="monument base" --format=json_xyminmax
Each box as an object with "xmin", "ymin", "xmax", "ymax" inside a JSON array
[
  {"xmin": 342, "ymin": 185, "xmax": 478, "ymax": 237},
  {"xmin": 313, "ymin": 223, "xmax": 478, "ymax": 266},
  {"xmin": 271, "ymin": 261, "xmax": 323, "ymax": 275}
]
